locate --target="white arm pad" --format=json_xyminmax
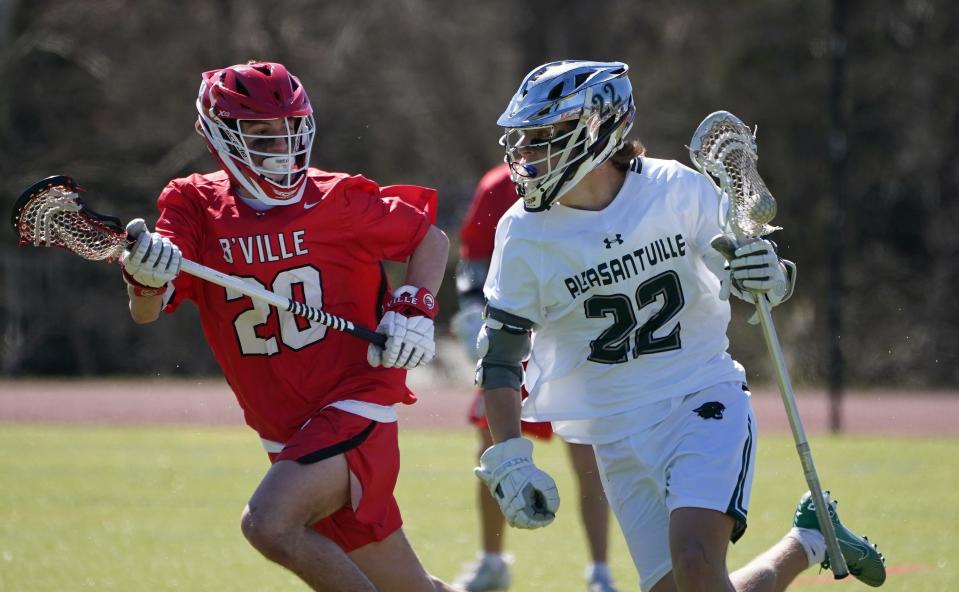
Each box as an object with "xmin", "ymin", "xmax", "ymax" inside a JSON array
[
  {"xmin": 450, "ymin": 302, "xmax": 485, "ymax": 362},
  {"xmin": 474, "ymin": 316, "xmax": 531, "ymax": 390}
]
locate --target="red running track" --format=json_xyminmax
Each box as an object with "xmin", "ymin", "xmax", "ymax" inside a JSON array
[{"xmin": 0, "ymin": 379, "xmax": 956, "ymax": 436}]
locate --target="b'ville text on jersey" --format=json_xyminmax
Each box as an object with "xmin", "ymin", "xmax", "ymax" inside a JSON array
[
  {"xmin": 218, "ymin": 231, "xmax": 309, "ymax": 264},
  {"xmin": 564, "ymin": 233, "xmax": 687, "ymax": 299}
]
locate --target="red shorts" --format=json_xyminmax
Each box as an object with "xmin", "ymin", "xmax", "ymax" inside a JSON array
[
  {"xmin": 269, "ymin": 407, "xmax": 402, "ymax": 553},
  {"xmin": 468, "ymin": 388, "xmax": 553, "ymax": 440}
]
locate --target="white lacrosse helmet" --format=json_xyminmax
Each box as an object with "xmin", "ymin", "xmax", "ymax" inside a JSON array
[{"xmin": 497, "ymin": 60, "xmax": 636, "ymax": 212}]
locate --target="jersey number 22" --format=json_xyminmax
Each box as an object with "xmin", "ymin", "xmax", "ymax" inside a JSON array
[{"xmin": 585, "ymin": 270, "xmax": 684, "ymax": 364}]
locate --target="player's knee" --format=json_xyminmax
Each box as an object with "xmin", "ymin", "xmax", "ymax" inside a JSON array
[
  {"xmin": 240, "ymin": 504, "xmax": 295, "ymax": 565},
  {"xmin": 671, "ymin": 541, "xmax": 726, "ymax": 585}
]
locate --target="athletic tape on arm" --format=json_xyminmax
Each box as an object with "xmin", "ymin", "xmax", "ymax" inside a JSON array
[{"xmin": 476, "ymin": 305, "xmax": 533, "ymax": 391}]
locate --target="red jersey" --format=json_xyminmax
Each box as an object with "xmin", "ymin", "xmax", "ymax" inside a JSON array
[
  {"xmin": 459, "ymin": 164, "xmax": 519, "ymax": 260},
  {"xmin": 156, "ymin": 168, "xmax": 435, "ymax": 442},
  {"xmin": 459, "ymin": 164, "xmax": 543, "ymax": 430}
]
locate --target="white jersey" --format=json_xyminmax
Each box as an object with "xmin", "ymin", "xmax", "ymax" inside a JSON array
[{"xmin": 484, "ymin": 157, "xmax": 746, "ymax": 443}]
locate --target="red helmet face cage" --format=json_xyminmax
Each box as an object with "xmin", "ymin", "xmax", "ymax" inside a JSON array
[{"xmin": 196, "ymin": 62, "xmax": 316, "ymax": 206}]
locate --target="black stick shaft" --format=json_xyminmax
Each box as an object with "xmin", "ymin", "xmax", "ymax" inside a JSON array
[{"xmin": 286, "ymin": 299, "xmax": 387, "ymax": 348}]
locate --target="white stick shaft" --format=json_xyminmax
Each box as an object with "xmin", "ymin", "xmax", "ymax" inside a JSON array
[
  {"xmin": 754, "ymin": 298, "xmax": 848, "ymax": 577},
  {"xmin": 181, "ymin": 259, "xmax": 289, "ymax": 309},
  {"xmin": 178, "ymin": 259, "xmax": 387, "ymax": 347}
]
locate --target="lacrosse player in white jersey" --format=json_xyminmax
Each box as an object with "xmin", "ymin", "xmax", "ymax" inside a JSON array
[{"xmin": 473, "ymin": 60, "xmax": 886, "ymax": 591}]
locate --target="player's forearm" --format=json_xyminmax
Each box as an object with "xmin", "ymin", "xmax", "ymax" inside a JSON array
[
  {"xmin": 128, "ymin": 290, "xmax": 163, "ymax": 324},
  {"xmin": 482, "ymin": 387, "xmax": 523, "ymax": 443},
  {"xmin": 405, "ymin": 225, "xmax": 449, "ymax": 294}
]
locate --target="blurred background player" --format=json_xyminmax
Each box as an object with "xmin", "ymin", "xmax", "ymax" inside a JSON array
[
  {"xmin": 451, "ymin": 164, "xmax": 619, "ymax": 592},
  {"xmin": 119, "ymin": 61, "xmax": 459, "ymax": 592},
  {"xmin": 473, "ymin": 60, "xmax": 886, "ymax": 591}
]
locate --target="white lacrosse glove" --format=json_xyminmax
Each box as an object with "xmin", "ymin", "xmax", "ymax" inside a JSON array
[
  {"xmin": 725, "ymin": 238, "xmax": 796, "ymax": 324},
  {"xmin": 122, "ymin": 218, "xmax": 182, "ymax": 292},
  {"xmin": 450, "ymin": 301, "xmax": 485, "ymax": 362},
  {"xmin": 474, "ymin": 437, "xmax": 560, "ymax": 529},
  {"xmin": 367, "ymin": 285, "xmax": 438, "ymax": 370}
]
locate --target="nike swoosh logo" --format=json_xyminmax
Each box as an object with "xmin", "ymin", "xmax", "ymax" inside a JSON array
[
  {"xmin": 841, "ymin": 538, "xmax": 871, "ymax": 562},
  {"xmin": 303, "ymin": 201, "xmax": 320, "ymax": 210}
]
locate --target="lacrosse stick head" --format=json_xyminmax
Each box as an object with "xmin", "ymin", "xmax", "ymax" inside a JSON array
[
  {"xmin": 689, "ymin": 111, "xmax": 779, "ymax": 240},
  {"xmin": 11, "ymin": 175, "xmax": 128, "ymax": 261}
]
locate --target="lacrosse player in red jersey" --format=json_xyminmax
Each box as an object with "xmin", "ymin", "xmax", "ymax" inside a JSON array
[
  {"xmin": 452, "ymin": 163, "xmax": 619, "ymax": 592},
  {"xmin": 119, "ymin": 61, "xmax": 459, "ymax": 592},
  {"xmin": 474, "ymin": 60, "xmax": 886, "ymax": 592}
]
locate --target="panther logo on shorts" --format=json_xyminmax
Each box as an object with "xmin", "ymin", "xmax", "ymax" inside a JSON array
[{"xmin": 693, "ymin": 401, "xmax": 726, "ymax": 420}]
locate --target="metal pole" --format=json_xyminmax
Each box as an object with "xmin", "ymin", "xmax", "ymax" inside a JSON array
[{"xmin": 827, "ymin": 0, "xmax": 848, "ymax": 433}]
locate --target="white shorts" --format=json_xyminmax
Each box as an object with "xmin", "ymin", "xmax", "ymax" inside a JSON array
[{"xmin": 593, "ymin": 382, "xmax": 757, "ymax": 591}]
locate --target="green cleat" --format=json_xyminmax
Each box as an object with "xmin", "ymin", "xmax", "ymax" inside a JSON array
[{"xmin": 793, "ymin": 491, "xmax": 887, "ymax": 587}]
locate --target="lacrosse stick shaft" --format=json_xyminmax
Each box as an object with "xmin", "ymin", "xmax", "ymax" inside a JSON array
[
  {"xmin": 693, "ymin": 108, "xmax": 848, "ymax": 577},
  {"xmin": 179, "ymin": 259, "xmax": 387, "ymax": 348},
  {"xmin": 9, "ymin": 175, "xmax": 386, "ymax": 348},
  {"xmin": 752, "ymin": 298, "xmax": 848, "ymax": 577}
]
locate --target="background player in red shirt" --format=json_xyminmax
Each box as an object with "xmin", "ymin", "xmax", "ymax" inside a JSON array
[
  {"xmin": 120, "ymin": 61, "xmax": 458, "ymax": 592},
  {"xmin": 452, "ymin": 164, "xmax": 619, "ymax": 592}
]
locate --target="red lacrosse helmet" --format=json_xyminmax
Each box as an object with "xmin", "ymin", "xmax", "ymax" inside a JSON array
[{"xmin": 196, "ymin": 62, "xmax": 316, "ymax": 206}]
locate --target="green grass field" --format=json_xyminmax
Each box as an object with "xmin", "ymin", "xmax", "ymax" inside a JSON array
[{"xmin": 0, "ymin": 425, "xmax": 955, "ymax": 591}]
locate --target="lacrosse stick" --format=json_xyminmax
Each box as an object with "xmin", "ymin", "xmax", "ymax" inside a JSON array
[
  {"xmin": 10, "ymin": 175, "xmax": 387, "ymax": 348},
  {"xmin": 689, "ymin": 112, "xmax": 848, "ymax": 578}
]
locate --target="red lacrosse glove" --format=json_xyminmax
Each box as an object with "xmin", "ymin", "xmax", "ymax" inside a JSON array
[
  {"xmin": 368, "ymin": 285, "xmax": 438, "ymax": 370},
  {"xmin": 382, "ymin": 285, "xmax": 438, "ymax": 319}
]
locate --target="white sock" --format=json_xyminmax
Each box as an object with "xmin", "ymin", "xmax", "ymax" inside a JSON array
[
  {"xmin": 480, "ymin": 552, "xmax": 507, "ymax": 565},
  {"xmin": 787, "ymin": 527, "xmax": 827, "ymax": 567},
  {"xmin": 585, "ymin": 562, "xmax": 611, "ymax": 581}
]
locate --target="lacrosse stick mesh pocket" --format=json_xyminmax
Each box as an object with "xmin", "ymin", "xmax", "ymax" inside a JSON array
[
  {"xmin": 13, "ymin": 177, "xmax": 127, "ymax": 261},
  {"xmin": 691, "ymin": 113, "xmax": 779, "ymax": 240}
]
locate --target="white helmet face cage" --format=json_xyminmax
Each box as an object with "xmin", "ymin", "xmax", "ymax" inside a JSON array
[
  {"xmin": 497, "ymin": 60, "xmax": 636, "ymax": 211},
  {"xmin": 499, "ymin": 123, "xmax": 586, "ymax": 205},
  {"xmin": 197, "ymin": 99, "xmax": 316, "ymax": 206}
]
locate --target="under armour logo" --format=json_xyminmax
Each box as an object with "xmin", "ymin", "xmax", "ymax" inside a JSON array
[
  {"xmin": 693, "ymin": 402, "xmax": 726, "ymax": 420},
  {"xmin": 603, "ymin": 234, "xmax": 624, "ymax": 249}
]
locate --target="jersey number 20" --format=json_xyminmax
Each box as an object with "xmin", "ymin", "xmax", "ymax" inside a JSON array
[
  {"xmin": 227, "ymin": 265, "xmax": 328, "ymax": 355},
  {"xmin": 585, "ymin": 270, "xmax": 684, "ymax": 364}
]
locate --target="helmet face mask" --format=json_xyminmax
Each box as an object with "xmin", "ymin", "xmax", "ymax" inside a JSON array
[
  {"xmin": 497, "ymin": 60, "xmax": 636, "ymax": 212},
  {"xmin": 196, "ymin": 62, "xmax": 316, "ymax": 206},
  {"xmin": 500, "ymin": 122, "xmax": 586, "ymax": 206},
  {"xmin": 223, "ymin": 116, "xmax": 314, "ymax": 186}
]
